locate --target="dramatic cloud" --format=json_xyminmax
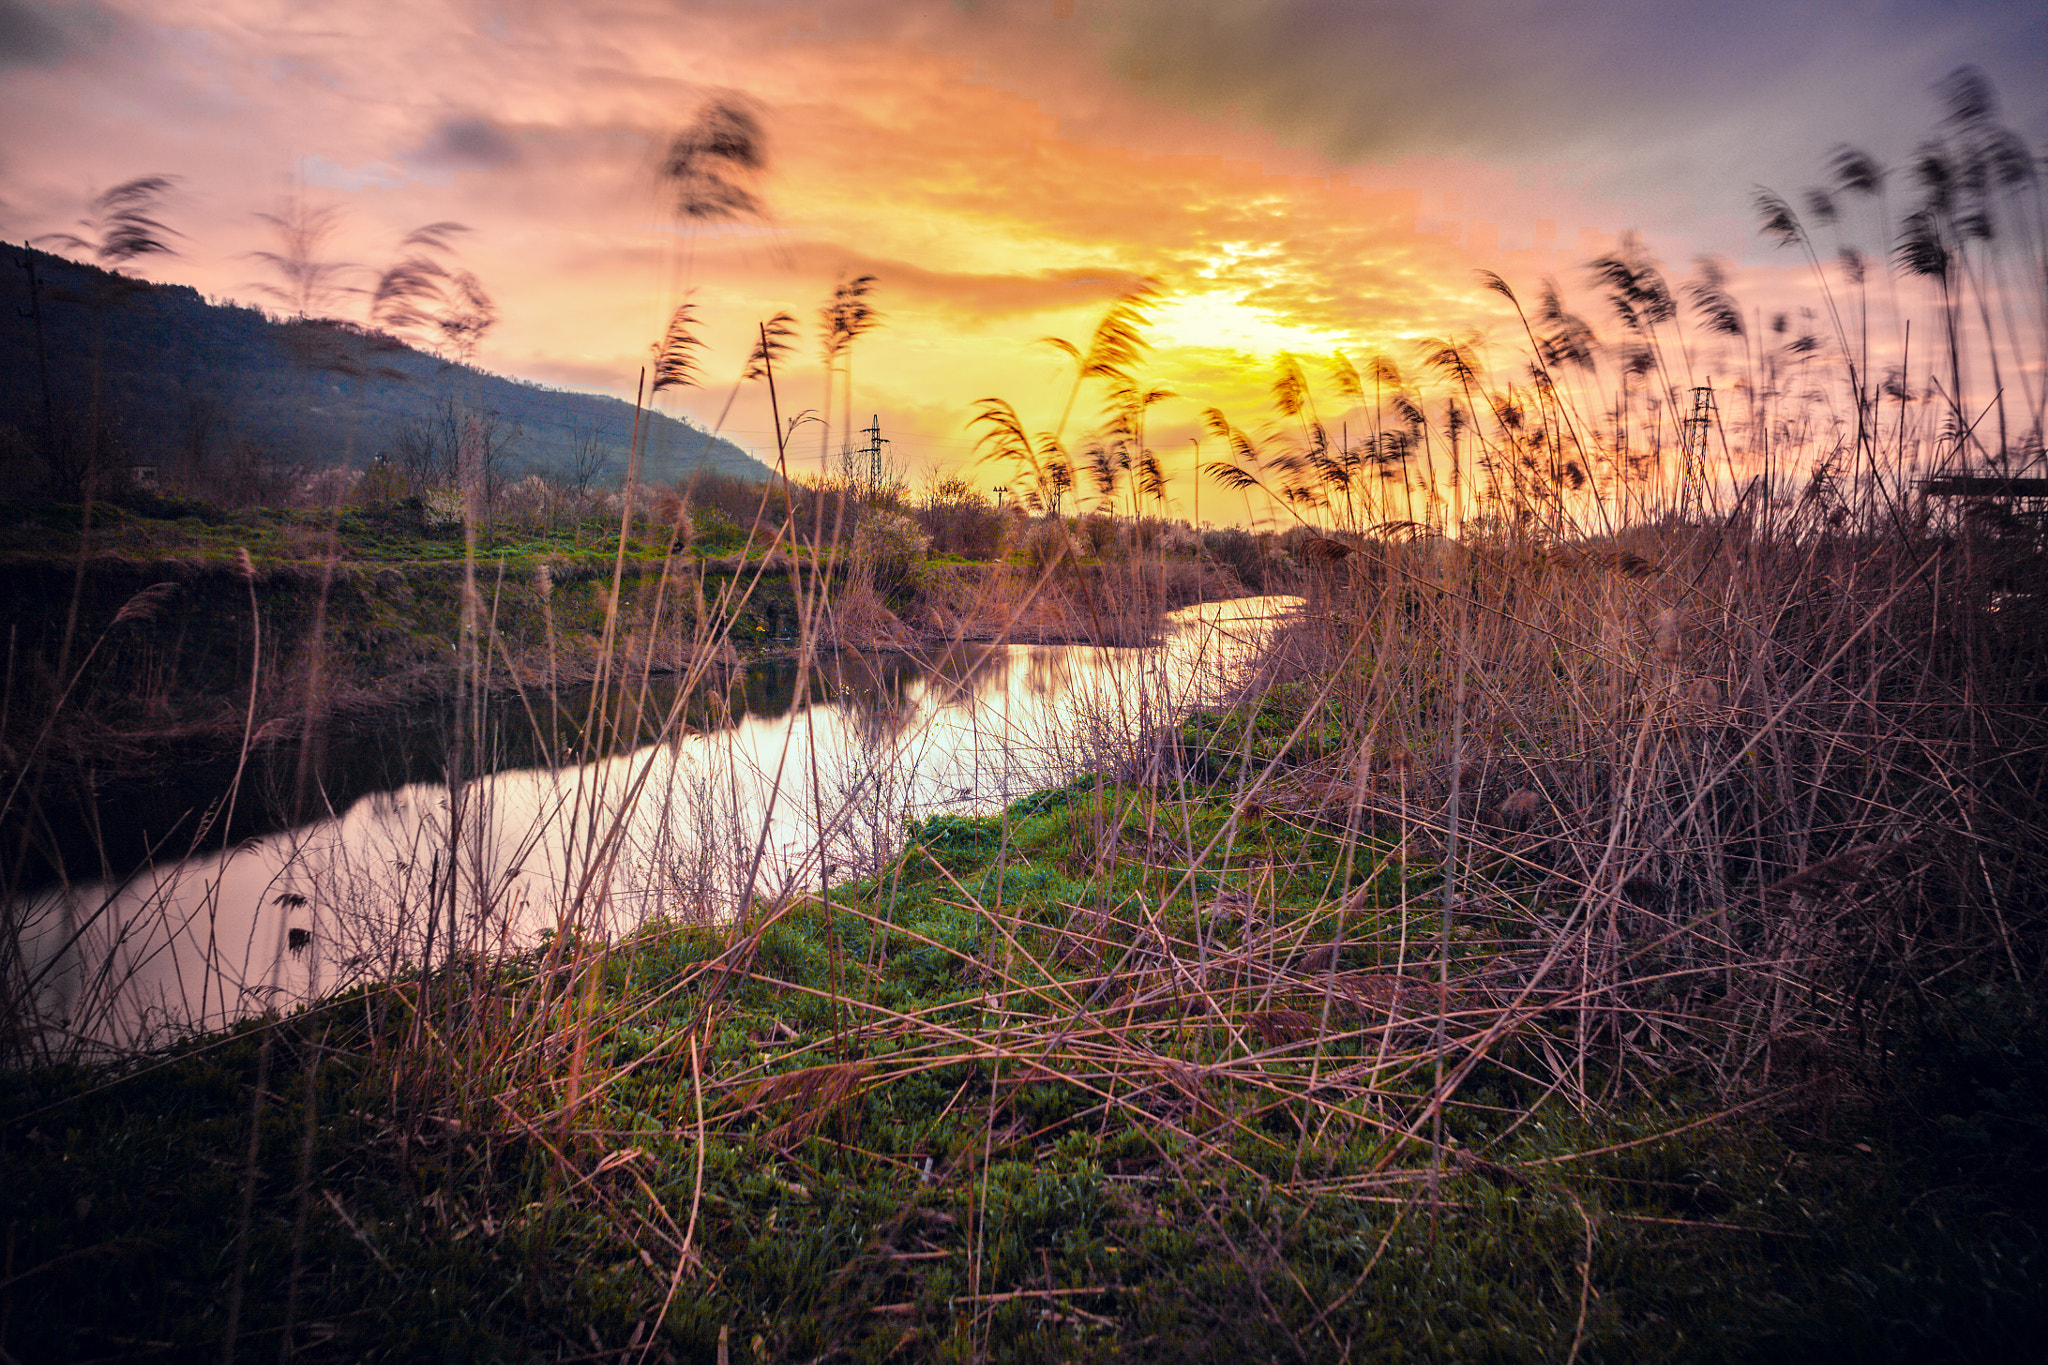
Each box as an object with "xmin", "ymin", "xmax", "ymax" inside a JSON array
[
  {"xmin": 2, "ymin": 0, "xmax": 2040, "ymax": 491},
  {"xmin": 1078, "ymin": 0, "xmax": 2048, "ymax": 233},
  {"xmin": 0, "ymin": 0, "xmax": 66, "ymax": 69},
  {"xmin": 412, "ymin": 116, "xmax": 525, "ymax": 170},
  {"xmin": 1093, "ymin": 0, "xmax": 2047, "ymax": 155}
]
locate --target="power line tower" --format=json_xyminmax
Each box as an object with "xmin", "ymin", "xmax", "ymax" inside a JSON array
[
  {"xmin": 1677, "ymin": 383, "xmax": 1717, "ymax": 524},
  {"xmin": 861, "ymin": 413, "xmax": 889, "ymax": 494}
]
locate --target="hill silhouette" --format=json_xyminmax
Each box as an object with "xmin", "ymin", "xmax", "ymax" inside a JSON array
[{"xmin": 0, "ymin": 246, "xmax": 776, "ymax": 500}]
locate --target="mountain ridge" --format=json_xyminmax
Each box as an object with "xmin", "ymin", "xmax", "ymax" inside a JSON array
[{"xmin": 0, "ymin": 246, "xmax": 777, "ymax": 499}]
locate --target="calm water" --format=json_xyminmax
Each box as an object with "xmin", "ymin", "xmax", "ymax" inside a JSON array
[{"xmin": 17, "ymin": 597, "xmax": 1298, "ymax": 1051}]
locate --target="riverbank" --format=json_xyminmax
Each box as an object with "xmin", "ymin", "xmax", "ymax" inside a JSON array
[
  {"xmin": 0, "ymin": 528, "xmax": 1242, "ymax": 789},
  {"xmin": 4, "ymin": 763, "xmax": 2044, "ymax": 1362},
  {"xmin": 9, "ymin": 498, "xmax": 2045, "ymax": 1360},
  {"xmin": 0, "ymin": 539, "xmax": 1245, "ymax": 907}
]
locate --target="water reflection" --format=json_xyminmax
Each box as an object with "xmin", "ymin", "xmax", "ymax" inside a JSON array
[{"xmin": 15, "ymin": 597, "xmax": 1298, "ymax": 1052}]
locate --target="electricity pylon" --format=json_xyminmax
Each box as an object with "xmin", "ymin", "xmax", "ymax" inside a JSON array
[
  {"xmin": 1678, "ymin": 383, "xmax": 1717, "ymax": 524},
  {"xmin": 861, "ymin": 414, "xmax": 889, "ymax": 494}
]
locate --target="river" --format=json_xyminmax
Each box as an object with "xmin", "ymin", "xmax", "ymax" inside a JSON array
[{"xmin": 13, "ymin": 596, "xmax": 1298, "ymax": 1054}]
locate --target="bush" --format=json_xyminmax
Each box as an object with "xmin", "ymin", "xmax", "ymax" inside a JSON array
[
  {"xmin": 419, "ymin": 487, "xmax": 464, "ymax": 532},
  {"xmin": 1021, "ymin": 518, "xmax": 1085, "ymax": 572},
  {"xmin": 1076, "ymin": 513, "xmax": 1125, "ymax": 559},
  {"xmin": 1201, "ymin": 527, "xmax": 1274, "ymax": 590},
  {"xmin": 852, "ymin": 510, "xmax": 929, "ymax": 601},
  {"xmin": 913, "ymin": 482, "xmax": 1007, "ymax": 560},
  {"xmin": 687, "ymin": 472, "xmax": 782, "ymax": 535},
  {"xmin": 690, "ymin": 502, "xmax": 748, "ymax": 553}
]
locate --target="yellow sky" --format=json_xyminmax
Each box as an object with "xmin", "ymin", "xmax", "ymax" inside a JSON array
[{"xmin": 4, "ymin": 0, "xmax": 2038, "ymax": 520}]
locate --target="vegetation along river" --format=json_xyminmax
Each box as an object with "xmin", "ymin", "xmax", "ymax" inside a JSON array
[{"xmin": 18, "ymin": 596, "xmax": 1299, "ymax": 1051}]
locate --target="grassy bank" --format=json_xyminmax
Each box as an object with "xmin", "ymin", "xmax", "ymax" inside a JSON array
[
  {"xmin": 0, "ymin": 489, "xmax": 1242, "ymax": 765},
  {"xmin": 4, "ymin": 507, "xmax": 2046, "ymax": 1358},
  {"xmin": 7, "ymin": 483, "xmax": 2046, "ymax": 1363},
  {"xmin": 3, "ymin": 761, "xmax": 2044, "ymax": 1362}
]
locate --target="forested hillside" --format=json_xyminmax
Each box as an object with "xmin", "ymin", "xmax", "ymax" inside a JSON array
[{"xmin": 0, "ymin": 247, "xmax": 776, "ymax": 500}]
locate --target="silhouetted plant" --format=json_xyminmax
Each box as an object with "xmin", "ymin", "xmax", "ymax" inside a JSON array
[
  {"xmin": 39, "ymin": 175, "xmax": 182, "ymax": 271},
  {"xmin": 662, "ymin": 96, "xmax": 768, "ymax": 222},
  {"xmin": 1039, "ymin": 278, "xmax": 1161, "ymax": 502},
  {"xmin": 246, "ymin": 197, "xmax": 356, "ymax": 321},
  {"xmin": 368, "ymin": 222, "xmax": 496, "ymax": 364},
  {"xmin": 651, "ymin": 301, "xmax": 707, "ymax": 396},
  {"xmin": 819, "ymin": 274, "xmax": 881, "ymax": 480},
  {"xmin": 31, "ymin": 176, "xmax": 182, "ymax": 499}
]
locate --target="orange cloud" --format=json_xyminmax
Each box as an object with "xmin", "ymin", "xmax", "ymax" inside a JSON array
[{"xmin": 9, "ymin": 0, "xmax": 1996, "ymax": 520}]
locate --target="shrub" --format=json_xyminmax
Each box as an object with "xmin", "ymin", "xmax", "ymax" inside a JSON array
[
  {"xmin": 852, "ymin": 509, "xmax": 929, "ymax": 601},
  {"xmin": 1020, "ymin": 518, "xmax": 1085, "ymax": 572},
  {"xmin": 1075, "ymin": 512, "xmax": 1125, "ymax": 559},
  {"xmin": 690, "ymin": 502, "xmax": 748, "ymax": 553},
  {"xmin": 1200, "ymin": 527, "xmax": 1273, "ymax": 590},
  {"xmin": 418, "ymin": 487, "xmax": 464, "ymax": 532},
  {"xmin": 912, "ymin": 480, "xmax": 1007, "ymax": 559}
]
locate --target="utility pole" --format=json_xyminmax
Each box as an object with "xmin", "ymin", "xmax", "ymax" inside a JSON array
[{"xmin": 1678, "ymin": 382, "xmax": 1716, "ymax": 525}]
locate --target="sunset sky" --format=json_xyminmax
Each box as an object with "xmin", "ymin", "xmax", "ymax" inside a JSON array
[{"xmin": 3, "ymin": 0, "xmax": 2043, "ymax": 514}]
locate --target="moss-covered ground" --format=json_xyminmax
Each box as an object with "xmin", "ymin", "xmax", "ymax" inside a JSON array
[{"xmin": 4, "ymin": 772, "xmax": 2045, "ymax": 1363}]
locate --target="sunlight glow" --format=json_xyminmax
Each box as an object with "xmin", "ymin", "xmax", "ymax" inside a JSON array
[{"xmin": 1148, "ymin": 290, "xmax": 1351, "ymax": 357}]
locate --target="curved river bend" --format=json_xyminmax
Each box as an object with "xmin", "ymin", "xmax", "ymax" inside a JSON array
[{"xmin": 19, "ymin": 597, "xmax": 1298, "ymax": 1052}]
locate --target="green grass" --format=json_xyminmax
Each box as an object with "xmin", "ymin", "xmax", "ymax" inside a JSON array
[
  {"xmin": 6, "ymin": 764, "xmax": 2043, "ymax": 1363},
  {"xmin": 0, "ymin": 493, "xmax": 787, "ymax": 571}
]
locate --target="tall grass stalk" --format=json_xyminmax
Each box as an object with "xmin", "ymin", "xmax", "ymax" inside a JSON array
[{"xmin": 6, "ymin": 95, "xmax": 2048, "ymax": 1356}]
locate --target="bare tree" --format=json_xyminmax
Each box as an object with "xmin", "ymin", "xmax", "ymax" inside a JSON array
[
  {"xmin": 389, "ymin": 408, "xmax": 454, "ymax": 497},
  {"xmin": 460, "ymin": 406, "xmax": 521, "ymax": 521},
  {"xmin": 172, "ymin": 361, "xmax": 234, "ymax": 491},
  {"xmin": 390, "ymin": 398, "xmax": 519, "ymax": 520},
  {"xmin": 566, "ymin": 423, "xmax": 612, "ymax": 497}
]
